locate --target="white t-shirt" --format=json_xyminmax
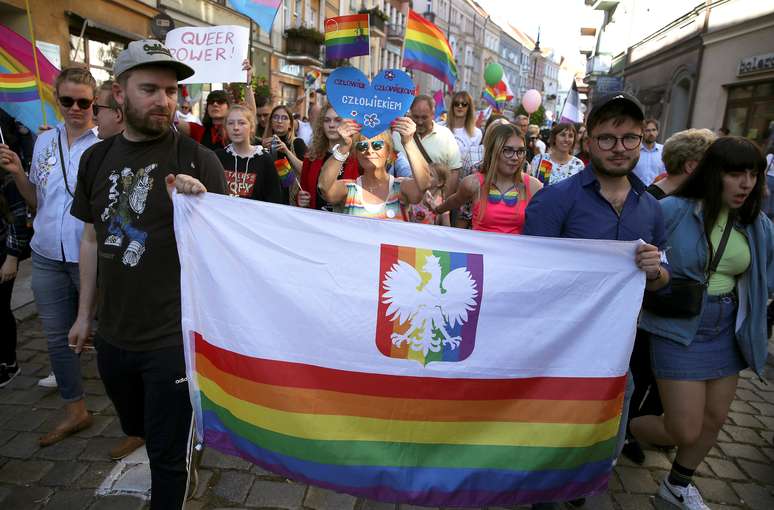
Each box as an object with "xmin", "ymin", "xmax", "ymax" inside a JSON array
[
  {"xmin": 453, "ymin": 126, "xmax": 483, "ymax": 174},
  {"xmin": 296, "ymin": 120, "xmax": 313, "ymax": 147}
]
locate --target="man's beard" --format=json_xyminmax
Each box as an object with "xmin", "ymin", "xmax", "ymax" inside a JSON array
[
  {"xmin": 124, "ymin": 94, "xmax": 170, "ymax": 138},
  {"xmin": 590, "ymin": 152, "xmax": 638, "ymax": 178}
]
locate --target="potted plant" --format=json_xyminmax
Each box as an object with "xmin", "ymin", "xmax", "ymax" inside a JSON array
[
  {"xmin": 284, "ymin": 26, "xmax": 324, "ymax": 59},
  {"xmin": 358, "ymin": 7, "xmax": 388, "ymax": 32}
]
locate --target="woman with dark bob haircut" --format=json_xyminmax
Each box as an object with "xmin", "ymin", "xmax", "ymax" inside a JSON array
[{"xmin": 631, "ymin": 137, "xmax": 774, "ymax": 510}]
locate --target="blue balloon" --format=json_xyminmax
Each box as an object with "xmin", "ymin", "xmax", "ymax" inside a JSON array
[{"xmin": 326, "ymin": 67, "xmax": 416, "ymax": 139}]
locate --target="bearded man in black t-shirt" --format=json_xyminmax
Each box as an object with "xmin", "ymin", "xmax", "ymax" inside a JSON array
[{"xmin": 67, "ymin": 40, "xmax": 226, "ymax": 510}]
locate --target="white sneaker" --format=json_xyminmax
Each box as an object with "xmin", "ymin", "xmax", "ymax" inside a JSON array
[
  {"xmin": 657, "ymin": 478, "xmax": 710, "ymax": 510},
  {"xmin": 38, "ymin": 372, "xmax": 57, "ymax": 388}
]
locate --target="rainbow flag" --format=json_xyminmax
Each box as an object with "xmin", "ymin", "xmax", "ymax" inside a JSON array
[
  {"xmin": 402, "ymin": 10, "xmax": 457, "ymax": 88},
  {"xmin": 0, "ymin": 72, "xmax": 38, "ymax": 102},
  {"xmin": 274, "ymin": 157, "xmax": 294, "ymax": 188},
  {"xmin": 0, "ymin": 25, "xmax": 61, "ymax": 131},
  {"xmin": 324, "ymin": 14, "xmax": 370, "ymax": 62},
  {"xmin": 483, "ymin": 79, "xmax": 513, "ymax": 112},
  {"xmin": 174, "ymin": 193, "xmax": 646, "ymax": 507}
]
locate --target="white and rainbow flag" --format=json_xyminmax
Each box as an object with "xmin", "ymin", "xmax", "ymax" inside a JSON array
[{"xmin": 173, "ymin": 193, "xmax": 645, "ymax": 507}]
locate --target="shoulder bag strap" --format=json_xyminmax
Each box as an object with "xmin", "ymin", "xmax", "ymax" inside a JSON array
[
  {"xmin": 707, "ymin": 219, "xmax": 734, "ymax": 279},
  {"xmin": 412, "ymin": 133, "xmax": 433, "ymax": 165}
]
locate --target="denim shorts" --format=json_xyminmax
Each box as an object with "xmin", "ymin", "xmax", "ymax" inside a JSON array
[{"xmin": 650, "ymin": 293, "xmax": 747, "ymax": 380}]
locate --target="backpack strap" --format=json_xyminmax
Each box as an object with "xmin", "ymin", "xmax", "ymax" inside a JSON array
[{"xmin": 412, "ymin": 133, "xmax": 434, "ymax": 165}]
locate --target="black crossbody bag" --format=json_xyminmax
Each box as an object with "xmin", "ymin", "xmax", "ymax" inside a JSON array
[{"xmin": 643, "ymin": 219, "xmax": 734, "ymax": 318}]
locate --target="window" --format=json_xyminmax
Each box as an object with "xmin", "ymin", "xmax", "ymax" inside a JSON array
[
  {"xmin": 281, "ymin": 83, "xmax": 298, "ymax": 105},
  {"xmin": 69, "ymin": 35, "xmax": 125, "ymax": 83},
  {"xmin": 284, "ymin": 0, "xmax": 291, "ymax": 28}
]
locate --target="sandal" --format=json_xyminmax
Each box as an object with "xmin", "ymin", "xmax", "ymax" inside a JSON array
[{"xmin": 39, "ymin": 414, "xmax": 93, "ymax": 447}]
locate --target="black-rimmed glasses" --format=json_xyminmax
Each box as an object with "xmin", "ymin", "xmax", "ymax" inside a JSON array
[
  {"xmin": 502, "ymin": 147, "xmax": 527, "ymax": 159},
  {"xmin": 92, "ymin": 104, "xmax": 115, "ymax": 115},
  {"xmin": 593, "ymin": 134, "xmax": 643, "ymax": 151}
]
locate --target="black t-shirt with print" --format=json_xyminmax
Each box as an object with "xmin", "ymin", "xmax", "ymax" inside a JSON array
[
  {"xmin": 214, "ymin": 145, "xmax": 283, "ymax": 203},
  {"xmin": 71, "ymin": 130, "xmax": 226, "ymax": 351}
]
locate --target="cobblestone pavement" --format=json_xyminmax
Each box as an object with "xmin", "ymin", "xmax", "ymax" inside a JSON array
[{"xmin": 1, "ymin": 317, "xmax": 773, "ymax": 510}]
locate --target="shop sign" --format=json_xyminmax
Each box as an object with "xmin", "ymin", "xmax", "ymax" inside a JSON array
[
  {"xmin": 279, "ymin": 59, "xmax": 303, "ymax": 77},
  {"xmin": 738, "ymin": 53, "xmax": 774, "ymax": 77}
]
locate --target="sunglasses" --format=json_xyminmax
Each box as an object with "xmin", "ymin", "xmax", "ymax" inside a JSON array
[
  {"xmin": 59, "ymin": 96, "xmax": 93, "ymax": 109},
  {"xmin": 453, "ymin": 101, "xmax": 468, "ymax": 108},
  {"xmin": 207, "ymin": 98, "xmax": 228, "ymax": 106},
  {"xmin": 92, "ymin": 104, "xmax": 115, "ymax": 115},
  {"xmin": 355, "ymin": 140, "xmax": 385, "ymax": 152}
]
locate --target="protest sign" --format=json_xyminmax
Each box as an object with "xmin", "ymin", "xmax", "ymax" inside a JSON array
[
  {"xmin": 165, "ymin": 25, "xmax": 249, "ymax": 84},
  {"xmin": 326, "ymin": 67, "xmax": 415, "ymax": 138}
]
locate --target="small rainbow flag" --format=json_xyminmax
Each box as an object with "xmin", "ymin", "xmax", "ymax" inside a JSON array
[
  {"xmin": 324, "ymin": 14, "xmax": 370, "ymax": 62},
  {"xmin": 0, "ymin": 72, "xmax": 38, "ymax": 102},
  {"xmin": 274, "ymin": 157, "xmax": 294, "ymax": 188},
  {"xmin": 483, "ymin": 79, "xmax": 513, "ymax": 112},
  {"xmin": 536, "ymin": 158, "xmax": 554, "ymax": 186},
  {"xmin": 403, "ymin": 10, "xmax": 457, "ymax": 88}
]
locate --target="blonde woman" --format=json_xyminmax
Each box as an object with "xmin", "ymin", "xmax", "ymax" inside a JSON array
[
  {"xmin": 446, "ymin": 91, "xmax": 482, "ymax": 175},
  {"xmin": 433, "ymin": 123, "xmax": 542, "ymax": 234},
  {"xmin": 318, "ymin": 118, "xmax": 430, "ymax": 220}
]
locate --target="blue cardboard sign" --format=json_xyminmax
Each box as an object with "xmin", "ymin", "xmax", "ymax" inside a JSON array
[{"xmin": 326, "ymin": 67, "xmax": 416, "ymax": 138}]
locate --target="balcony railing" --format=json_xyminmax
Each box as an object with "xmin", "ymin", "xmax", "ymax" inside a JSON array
[
  {"xmin": 285, "ymin": 34, "xmax": 322, "ymax": 61},
  {"xmin": 387, "ymin": 23, "xmax": 404, "ymax": 40}
]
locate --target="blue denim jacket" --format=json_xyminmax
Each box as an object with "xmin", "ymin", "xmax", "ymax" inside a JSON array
[{"xmin": 639, "ymin": 196, "xmax": 774, "ymax": 375}]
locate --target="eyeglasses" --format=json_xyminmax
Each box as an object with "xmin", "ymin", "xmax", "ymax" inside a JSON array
[
  {"xmin": 58, "ymin": 96, "xmax": 93, "ymax": 109},
  {"xmin": 453, "ymin": 101, "xmax": 468, "ymax": 108},
  {"xmin": 272, "ymin": 114, "xmax": 290, "ymax": 122},
  {"xmin": 92, "ymin": 104, "xmax": 115, "ymax": 115},
  {"xmin": 501, "ymin": 147, "xmax": 527, "ymax": 159},
  {"xmin": 207, "ymin": 98, "xmax": 228, "ymax": 106},
  {"xmin": 593, "ymin": 134, "xmax": 643, "ymax": 151},
  {"xmin": 355, "ymin": 140, "xmax": 385, "ymax": 152}
]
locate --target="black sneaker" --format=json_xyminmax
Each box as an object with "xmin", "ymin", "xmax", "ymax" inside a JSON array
[
  {"xmin": 0, "ymin": 363, "xmax": 21, "ymax": 388},
  {"xmin": 622, "ymin": 437, "xmax": 646, "ymax": 465}
]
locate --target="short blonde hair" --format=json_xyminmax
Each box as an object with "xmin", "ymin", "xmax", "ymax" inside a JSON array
[
  {"xmin": 663, "ymin": 128, "xmax": 717, "ymax": 176},
  {"xmin": 55, "ymin": 66, "xmax": 96, "ymax": 97},
  {"xmin": 352, "ymin": 131, "xmax": 395, "ymax": 166},
  {"xmin": 226, "ymin": 105, "xmax": 257, "ymax": 139}
]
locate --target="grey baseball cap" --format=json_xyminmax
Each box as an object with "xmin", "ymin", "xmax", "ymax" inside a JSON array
[{"xmin": 113, "ymin": 39, "xmax": 195, "ymax": 81}]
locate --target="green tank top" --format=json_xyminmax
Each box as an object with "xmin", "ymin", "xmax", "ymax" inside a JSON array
[{"xmin": 707, "ymin": 208, "xmax": 750, "ymax": 295}]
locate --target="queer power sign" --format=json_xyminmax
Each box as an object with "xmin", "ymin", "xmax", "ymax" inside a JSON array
[
  {"xmin": 165, "ymin": 25, "xmax": 249, "ymax": 84},
  {"xmin": 326, "ymin": 68, "xmax": 416, "ymax": 138}
]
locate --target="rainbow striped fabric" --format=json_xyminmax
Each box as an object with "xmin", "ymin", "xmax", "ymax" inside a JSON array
[
  {"xmin": 402, "ymin": 10, "xmax": 457, "ymax": 88},
  {"xmin": 0, "ymin": 25, "xmax": 61, "ymax": 130},
  {"xmin": 324, "ymin": 14, "xmax": 370, "ymax": 62},
  {"xmin": 487, "ymin": 185, "xmax": 520, "ymax": 206},
  {"xmin": 483, "ymin": 80, "xmax": 513, "ymax": 112},
  {"xmin": 274, "ymin": 158, "xmax": 294, "ymax": 188}
]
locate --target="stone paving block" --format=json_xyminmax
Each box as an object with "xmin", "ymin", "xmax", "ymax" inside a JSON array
[
  {"xmin": 716, "ymin": 428, "xmax": 733, "ymax": 442},
  {"xmin": 201, "ymin": 447, "xmax": 252, "ymax": 470},
  {"xmin": 750, "ymin": 401, "xmax": 774, "ymax": 416},
  {"xmin": 0, "ymin": 404, "xmax": 24, "ymax": 427},
  {"xmin": 36, "ymin": 392, "xmax": 67, "ymax": 409},
  {"xmin": 245, "ymin": 479, "xmax": 306, "ymax": 508},
  {"xmin": 75, "ymin": 415, "xmax": 114, "ymax": 439},
  {"xmin": 760, "ymin": 430, "xmax": 774, "ymax": 445},
  {"xmin": 0, "ymin": 429, "xmax": 16, "ymax": 447},
  {"xmin": 304, "ymin": 486, "xmax": 358, "ymax": 510},
  {"xmin": 728, "ymin": 411, "xmax": 765, "ymax": 428},
  {"xmin": 0, "ymin": 485, "xmax": 54, "ymax": 509},
  {"xmin": 730, "ymin": 400, "xmax": 757, "ymax": 414},
  {"xmin": 44, "ymin": 489, "xmax": 96, "ymax": 510},
  {"xmin": 737, "ymin": 459, "xmax": 774, "ymax": 485},
  {"xmin": 616, "ymin": 466, "xmax": 659, "ymax": 494},
  {"xmin": 723, "ymin": 424, "xmax": 768, "ymax": 445},
  {"xmin": 758, "ymin": 415, "xmax": 774, "ymax": 430},
  {"xmin": 192, "ymin": 468, "xmax": 214, "ymax": 500},
  {"xmin": 212, "ymin": 471, "xmax": 253, "ymax": 504},
  {"xmin": 397, "ymin": 505, "xmax": 439, "ymax": 510},
  {"xmin": 250, "ymin": 463, "xmax": 281, "ymax": 478},
  {"xmin": 35, "ymin": 436, "xmax": 89, "ymax": 461},
  {"xmin": 102, "ymin": 417, "xmax": 127, "ymax": 438},
  {"xmin": 4, "ymin": 385, "xmax": 53, "ymax": 405},
  {"xmin": 77, "ymin": 461, "xmax": 115, "ymax": 488},
  {"xmin": 87, "ymin": 395, "xmax": 114, "ymax": 413},
  {"xmin": 80, "ymin": 437, "xmax": 122, "ymax": 461},
  {"xmin": 705, "ymin": 458, "xmax": 748, "ymax": 480},
  {"xmin": 0, "ymin": 458, "xmax": 54, "ymax": 484},
  {"xmin": 757, "ymin": 390, "xmax": 774, "ymax": 404},
  {"xmin": 608, "ymin": 469, "xmax": 623, "ymax": 492},
  {"xmin": 581, "ymin": 493, "xmax": 615, "ymax": 510},
  {"xmin": 641, "ymin": 451, "xmax": 673, "ymax": 470},
  {"xmin": 15, "ymin": 348, "xmax": 38, "ymax": 362},
  {"xmin": 0, "ymin": 431, "xmax": 41, "ymax": 458},
  {"xmin": 88, "ymin": 495, "xmax": 147, "ymax": 509},
  {"xmin": 693, "ymin": 477, "xmax": 740, "ymax": 505},
  {"xmin": 707, "ymin": 446, "xmax": 724, "ymax": 458},
  {"xmin": 717, "ymin": 442, "xmax": 768, "ymax": 462},
  {"xmin": 762, "ymin": 447, "xmax": 774, "ymax": 462},
  {"xmin": 731, "ymin": 482, "xmax": 774, "ymax": 510},
  {"xmin": 5, "ymin": 374, "xmax": 39, "ymax": 389},
  {"xmin": 360, "ymin": 501, "xmax": 398, "ymax": 510},
  {"xmin": 737, "ymin": 378, "xmax": 756, "ymax": 390},
  {"xmin": 40, "ymin": 460, "xmax": 90, "ymax": 486},
  {"xmin": 737, "ymin": 389, "xmax": 763, "ymax": 402},
  {"xmin": 612, "ymin": 493, "xmax": 654, "ymax": 510},
  {"xmin": 83, "ymin": 379, "xmax": 108, "ymax": 395}
]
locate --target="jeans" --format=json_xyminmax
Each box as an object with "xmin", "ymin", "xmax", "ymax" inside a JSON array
[
  {"xmin": 30, "ymin": 251, "xmax": 83, "ymax": 401},
  {"xmin": 95, "ymin": 335, "xmax": 192, "ymax": 510},
  {"xmin": 0, "ymin": 277, "xmax": 16, "ymax": 365}
]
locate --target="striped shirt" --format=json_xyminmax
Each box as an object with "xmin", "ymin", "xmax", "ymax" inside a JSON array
[{"xmin": 343, "ymin": 175, "xmax": 406, "ymax": 221}]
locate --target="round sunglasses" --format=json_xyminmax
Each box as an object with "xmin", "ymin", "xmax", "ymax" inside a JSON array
[{"xmin": 355, "ymin": 140, "xmax": 385, "ymax": 152}]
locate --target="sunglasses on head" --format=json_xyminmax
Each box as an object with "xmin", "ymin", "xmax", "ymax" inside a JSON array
[
  {"xmin": 59, "ymin": 96, "xmax": 93, "ymax": 109},
  {"xmin": 355, "ymin": 140, "xmax": 385, "ymax": 152},
  {"xmin": 453, "ymin": 101, "xmax": 468, "ymax": 108}
]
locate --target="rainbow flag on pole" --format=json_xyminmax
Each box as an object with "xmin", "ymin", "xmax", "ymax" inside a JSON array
[
  {"xmin": 324, "ymin": 14, "xmax": 370, "ymax": 63},
  {"xmin": 402, "ymin": 10, "xmax": 457, "ymax": 88},
  {"xmin": 174, "ymin": 193, "xmax": 645, "ymax": 507},
  {"xmin": 0, "ymin": 25, "xmax": 60, "ymax": 131},
  {"xmin": 274, "ymin": 157, "xmax": 294, "ymax": 188},
  {"xmin": 483, "ymin": 79, "xmax": 514, "ymax": 112}
]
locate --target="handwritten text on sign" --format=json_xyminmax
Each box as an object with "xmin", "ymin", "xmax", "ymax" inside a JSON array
[{"xmin": 165, "ymin": 25, "xmax": 249, "ymax": 84}]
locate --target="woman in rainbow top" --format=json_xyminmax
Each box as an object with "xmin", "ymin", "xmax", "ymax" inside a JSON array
[
  {"xmin": 432, "ymin": 123, "xmax": 542, "ymax": 235},
  {"xmin": 318, "ymin": 117, "xmax": 431, "ymax": 221}
]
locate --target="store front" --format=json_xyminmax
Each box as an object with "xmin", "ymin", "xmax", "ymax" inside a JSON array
[{"xmin": 723, "ymin": 65, "xmax": 774, "ymax": 149}]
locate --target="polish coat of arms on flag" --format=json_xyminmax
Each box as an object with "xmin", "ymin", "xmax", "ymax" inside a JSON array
[{"xmin": 376, "ymin": 244, "xmax": 483, "ymax": 366}]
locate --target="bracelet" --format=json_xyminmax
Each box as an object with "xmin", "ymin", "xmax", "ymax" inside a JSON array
[
  {"xmin": 646, "ymin": 267, "xmax": 662, "ymax": 281},
  {"xmin": 331, "ymin": 144, "xmax": 349, "ymax": 162}
]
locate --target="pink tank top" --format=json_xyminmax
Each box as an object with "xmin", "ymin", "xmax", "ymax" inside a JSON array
[{"xmin": 471, "ymin": 173, "xmax": 533, "ymax": 234}]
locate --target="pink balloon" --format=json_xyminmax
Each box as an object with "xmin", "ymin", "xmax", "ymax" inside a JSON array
[{"xmin": 522, "ymin": 89, "xmax": 542, "ymax": 114}]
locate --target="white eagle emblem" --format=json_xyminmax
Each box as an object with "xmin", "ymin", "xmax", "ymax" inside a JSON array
[{"xmin": 382, "ymin": 255, "xmax": 478, "ymax": 356}]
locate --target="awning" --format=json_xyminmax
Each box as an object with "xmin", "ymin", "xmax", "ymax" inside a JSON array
[{"xmin": 66, "ymin": 11, "xmax": 145, "ymax": 43}]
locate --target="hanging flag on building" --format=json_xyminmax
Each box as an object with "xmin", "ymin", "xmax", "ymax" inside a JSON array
[
  {"xmin": 174, "ymin": 192, "xmax": 645, "ymax": 508},
  {"xmin": 229, "ymin": 0, "xmax": 282, "ymax": 35},
  {"xmin": 324, "ymin": 14, "xmax": 370, "ymax": 62},
  {"xmin": 482, "ymin": 78, "xmax": 514, "ymax": 112},
  {"xmin": 560, "ymin": 81, "xmax": 583, "ymax": 124},
  {"xmin": 402, "ymin": 10, "xmax": 457, "ymax": 88},
  {"xmin": 0, "ymin": 24, "xmax": 60, "ymax": 131}
]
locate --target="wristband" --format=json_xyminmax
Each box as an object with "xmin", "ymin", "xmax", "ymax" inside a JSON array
[{"xmin": 331, "ymin": 144, "xmax": 349, "ymax": 162}]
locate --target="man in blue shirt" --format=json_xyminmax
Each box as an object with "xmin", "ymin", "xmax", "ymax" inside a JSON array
[
  {"xmin": 632, "ymin": 118, "xmax": 666, "ymax": 186},
  {"xmin": 524, "ymin": 92, "xmax": 670, "ymax": 508}
]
